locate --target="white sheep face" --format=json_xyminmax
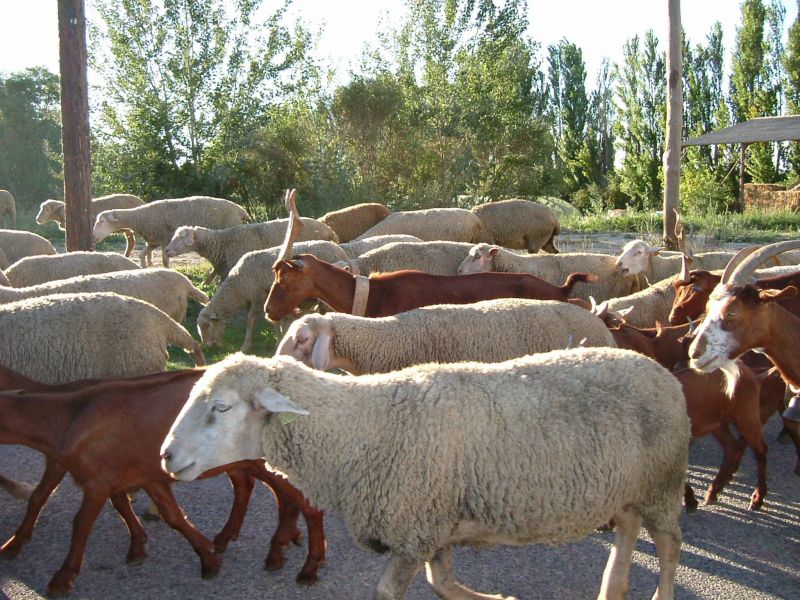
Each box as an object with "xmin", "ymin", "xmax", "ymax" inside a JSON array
[
  {"xmin": 276, "ymin": 319, "xmax": 318, "ymax": 367},
  {"xmin": 615, "ymin": 240, "xmax": 661, "ymax": 276},
  {"xmin": 197, "ymin": 309, "xmax": 225, "ymax": 347},
  {"xmin": 36, "ymin": 200, "xmax": 63, "ymax": 225},
  {"xmin": 165, "ymin": 227, "xmax": 194, "ymax": 257},
  {"xmin": 93, "ymin": 211, "xmax": 120, "ymax": 243},
  {"xmin": 161, "ymin": 386, "xmax": 265, "ymax": 481},
  {"xmin": 457, "ymin": 244, "xmax": 499, "ymax": 274}
]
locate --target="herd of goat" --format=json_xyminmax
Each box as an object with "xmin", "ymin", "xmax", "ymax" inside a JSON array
[{"xmin": 0, "ymin": 188, "xmax": 798, "ymax": 598}]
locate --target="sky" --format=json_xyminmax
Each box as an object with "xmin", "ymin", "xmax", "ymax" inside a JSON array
[{"xmin": 0, "ymin": 1, "xmax": 796, "ymax": 89}]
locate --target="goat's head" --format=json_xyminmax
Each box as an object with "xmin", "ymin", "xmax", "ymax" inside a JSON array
[
  {"xmin": 165, "ymin": 226, "xmax": 196, "ymax": 257},
  {"xmin": 457, "ymin": 243, "xmax": 500, "ymax": 274},
  {"xmin": 669, "ymin": 269, "xmax": 720, "ymax": 325},
  {"xmin": 689, "ymin": 241, "xmax": 800, "ymax": 381},
  {"xmin": 265, "ymin": 256, "xmax": 318, "ymax": 322},
  {"xmin": 615, "ymin": 239, "xmax": 662, "ymax": 276}
]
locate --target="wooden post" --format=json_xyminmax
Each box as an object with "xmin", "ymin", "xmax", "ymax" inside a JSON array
[
  {"xmin": 663, "ymin": 0, "xmax": 682, "ymax": 250},
  {"xmin": 737, "ymin": 143, "xmax": 748, "ymax": 212},
  {"xmin": 58, "ymin": 0, "xmax": 93, "ymax": 251}
]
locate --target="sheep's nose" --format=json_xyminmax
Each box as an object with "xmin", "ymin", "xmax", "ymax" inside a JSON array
[{"xmin": 160, "ymin": 450, "xmax": 172, "ymax": 463}]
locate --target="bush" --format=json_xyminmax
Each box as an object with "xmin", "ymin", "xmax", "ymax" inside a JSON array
[{"xmin": 680, "ymin": 168, "xmax": 734, "ymax": 216}]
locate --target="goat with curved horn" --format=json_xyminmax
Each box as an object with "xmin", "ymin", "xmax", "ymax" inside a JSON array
[
  {"xmin": 275, "ymin": 189, "xmax": 304, "ymax": 263},
  {"xmin": 725, "ymin": 240, "xmax": 800, "ymax": 287}
]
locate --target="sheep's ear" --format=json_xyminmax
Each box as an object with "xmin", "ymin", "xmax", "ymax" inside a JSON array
[
  {"xmin": 647, "ymin": 245, "xmax": 663, "ymax": 255},
  {"xmin": 489, "ymin": 246, "xmax": 501, "ymax": 257},
  {"xmin": 310, "ymin": 328, "xmax": 332, "ymax": 370},
  {"xmin": 183, "ymin": 230, "xmax": 194, "ymax": 246},
  {"xmin": 255, "ymin": 387, "xmax": 309, "ymax": 424},
  {"xmin": 107, "ymin": 211, "xmax": 119, "ymax": 223},
  {"xmin": 206, "ymin": 310, "xmax": 220, "ymax": 321}
]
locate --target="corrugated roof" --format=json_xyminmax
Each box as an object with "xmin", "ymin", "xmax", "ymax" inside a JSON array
[{"xmin": 683, "ymin": 115, "xmax": 800, "ymax": 146}]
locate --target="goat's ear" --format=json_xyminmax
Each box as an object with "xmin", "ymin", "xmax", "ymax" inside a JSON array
[
  {"xmin": 758, "ymin": 286, "xmax": 798, "ymax": 303},
  {"xmin": 254, "ymin": 388, "xmax": 309, "ymax": 420},
  {"xmin": 310, "ymin": 328, "xmax": 332, "ymax": 370}
]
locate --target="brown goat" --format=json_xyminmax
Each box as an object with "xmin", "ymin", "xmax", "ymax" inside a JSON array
[
  {"xmin": 669, "ymin": 267, "xmax": 800, "ymax": 325},
  {"xmin": 0, "ymin": 369, "xmax": 325, "ymax": 596},
  {"xmin": 265, "ymin": 254, "xmax": 597, "ymax": 321},
  {"xmin": 675, "ymin": 363, "xmax": 769, "ymax": 511}
]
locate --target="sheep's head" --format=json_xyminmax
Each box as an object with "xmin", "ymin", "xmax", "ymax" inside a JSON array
[
  {"xmin": 197, "ymin": 307, "xmax": 226, "ymax": 347},
  {"xmin": 93, "ymin": 210, "xmax": 122, "ymax": 243},
  {"xmin": 457, "ymin": 243, "xmax": 500, "ymax": 274},
  {"xmin": 669, "ymin": 270, "xmax": 720, "ymax": 325},
  {"xmin": 165, "ymin": 226, "xmax": 196, "ymax": 257},
  {"xmin": 615, "ymin": 240, "xmax": 663, "ymax": 276},
  {"xmin": 161, "ymin": 354, "xmax": 309, "ymax": 481},
  {"xmin": 276, "ymin": 315, "xmax": 359, "ymax": 373},
  {"xmin": 35, "ymin": 199, "xmax": 65, "ymax": 225}
]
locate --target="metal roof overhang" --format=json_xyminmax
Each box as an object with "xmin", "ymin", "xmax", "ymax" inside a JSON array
[{"xmin": 682, "ymin": 115, "xmax": 800, "ymax": 146}]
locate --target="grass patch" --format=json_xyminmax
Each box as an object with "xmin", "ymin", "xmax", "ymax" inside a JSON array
[
  {"xmin": 561, "ymin": 209, "xmax": 800, "ymax": 243},
  {"xmin": 166, "ymin": 262, "xmax": 279, "ymax": 370}
]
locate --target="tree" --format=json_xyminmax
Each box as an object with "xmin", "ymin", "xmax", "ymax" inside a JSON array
[
  {"xmin": 0, "ymin": 68, "xmax": 63, "ymax": 209},
  {"xmin": 783, "ymin": 2, "xmax": 800, "ymax": 178},
  {"xmin": 92, "ymin": 0, "xmax": 311, "ymax": 207}
]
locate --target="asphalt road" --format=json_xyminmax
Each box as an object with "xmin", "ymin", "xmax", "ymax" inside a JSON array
[{"xmin": 0, "ymin": 415, "xmax": 798, "ymax": 600}]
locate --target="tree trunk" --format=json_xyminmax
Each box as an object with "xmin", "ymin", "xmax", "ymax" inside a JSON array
[
  {"xmin": 58, "ymin": 0, "xmax": 93, "ymax": 251},
  {"xmin": 663, "ymin": 0, "xmax": 682, "ymax": 250},
  {"xmin": 738, "ymin": 143, "xmax": 748, "ymax": 212}
]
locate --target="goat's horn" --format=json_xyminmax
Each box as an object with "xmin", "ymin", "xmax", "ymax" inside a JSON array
[
  {"xmin": 276, "ymin": 189, "xmax": 305, "ymax": 263},
  {"xmin": 589, "ymin": 295, "xmax": 597, "ymax": 313},
  {"xmin": 677, "ymin": 253, "xmax": 691, "ymax": 283},
  {"xmin": 673, "ymin": 209, "xmax": 693, "ymax": 259},
  {"xmin": 726, "ymin": 240, "xmax": 800, "ymax": 287},
  {"xmin": 686, "ymin": 316, "xmax": 696, "ymax": 336},
  {"xmin": 719, "ymin": 245, "xmax": 760, "ymax": 285}
]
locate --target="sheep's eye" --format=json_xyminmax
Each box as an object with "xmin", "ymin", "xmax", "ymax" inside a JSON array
[{"xmin": 212, "ymin": 403, "xmax": 231, "ymax": 413}]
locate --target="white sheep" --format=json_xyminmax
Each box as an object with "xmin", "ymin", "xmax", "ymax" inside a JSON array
[
  {"xmin": 355, "ymin": 207, "xmax": 485, "ymax": 243},
  {"xmin": 36, "ymin": 193, "xmax": 145, "ymax": 257},
  {"xmin": 4, "ymin": 251, "xmax": 140, "ymax": 287},
  {"xmin": 0, "ymin": 266, "xmax": 8, "ymax": 286},
  {"xmin": 336, "ymin": 241, "xmax": 474, "ymax": 276},
  {"xmin": 0, "ymin": 268, "xmax": 208, "ymax": 323},
  {"xmin": 164, "ymin": 219, "xmax": 339, "ymax": 283},
  {"xmin": 471, "ymin": 198, "xmax": 560, "ymax": 253},
  {"xmin": 0, "ymin": 229, "xmax": 56, "ymax": 265},
  {"xmin": 0, "ymin": 248, "xmax": 8, "ymax": 271},
  {"xmin": 277, "ymin": 298, "xmax": 616, "ymax": 374},
  {"xmin": 92, "ymin": 196, "xmax": 250, "ymax": 268},
  {"xmin": 0, "ymin": 292, "xmax": 205, "ymax": 384},
  {"xmin": 0, "ymin": 190, "xmax": 15, "ymax": 228},
  {"xmin": 318, "ymin": 202, "xmax": 392, "ymax": 242},
  {"xmin": 614, "ymin": 240, "xmax": 738, "ymax": 283},
  {"xmin": 338, "ymin": 235, "xmax": 423, "ymax": 259},
  {"xmin": 197, "ymin": 240, "xmax": 347, "ymax": 352},
  {"xmin": 162, "ymin": 349, "xmax": 688, "ymax": 600},
  {"xmin": 458, "ymin": 243, "xmax": 640, "ymax": 302}
]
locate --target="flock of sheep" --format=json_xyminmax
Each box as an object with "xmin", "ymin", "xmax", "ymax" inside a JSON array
[{"xmin": 0, "ymin": 187, "xmax": 799, "ymax": 598}]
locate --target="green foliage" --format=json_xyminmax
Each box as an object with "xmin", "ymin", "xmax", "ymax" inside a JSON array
[
  {"xmin": 679, "ymin": 166, "xmax": 735, "ymax": 215},
  {"xmin": 0, "ymin": 68, "xmax": 63, "ymax": 209}
]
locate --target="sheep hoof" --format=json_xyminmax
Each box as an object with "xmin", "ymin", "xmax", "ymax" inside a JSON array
[{"xmin": 777, "ymin": 428, "xmax": 791, "ymax": 444}]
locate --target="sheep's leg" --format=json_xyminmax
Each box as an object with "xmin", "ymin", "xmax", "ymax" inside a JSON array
[
  {"xmin": 202, "ymin": 268, "xmax": 219, "ymax": 287},
  {"xmin": 142, "ymin": 481, "xmax": 220, "ymax": 578},
  {"xmin": 648, "ymin": 528, "xmax": 681, "ymax": 600},
  {"xmin": 123, "ymin": 230, "xmax": 136, "ymax": 258},
  {"xmin": 0, "ymin": 472, "xmax": 33, "ymax": 500},
  {"xmin": 541, "ymin": 230, "xmax": 559, "ymax": 254},
  {"xmin": 599, "ymin": 505, "xmax": 641, "ymax": 600},
  {"xmin": 1, "ymin": 459, "xmax": 67, "ymax": 559},
  {"xmin": 161, "ymin": 246, "xmax": 170, "ymax": 268},
  {"xmin": 109, "ymin": 492, "xmax": 148, "ymax": 564},
  {"xmin": 704, "ymin": 425, "xmax": 744, "ymax": 506},
  {"xmin": 139, "ymin": 243, "xmax": 155, "ymax": 268},
  {"xmin": 426, "ymin": 546, "xmax": 512, "ymax": 599},
  {"xmin": 375, "ymin": 554, "xmax": 422, "ymax": 600},
  {"xmin": 213, "ymin": 469, "xmax": 255, "ymax": 553},
  {"xmin": 241, "ymin": 302, "xmax": 261, "ymax": 353},
  {"xmin": 47, "ymin": 490, "xmax": 107, "ymax": 597}
]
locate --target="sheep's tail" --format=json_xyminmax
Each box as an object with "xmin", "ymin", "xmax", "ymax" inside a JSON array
[
  {"xmin": 560, "ymin": 272, "xmax": 598, "ymax": 295},
  {"xmin": 188, "ymin": 285, "xmax": 209, "ymax": 305},
  {"xmin": 168, "ymin": 323, "xmax": 207, "ymax": 366}
]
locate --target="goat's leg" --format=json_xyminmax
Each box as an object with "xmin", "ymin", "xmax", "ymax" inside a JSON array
[
  {"xmin": 426, "ymin": 546, "xmax": 512, "ymax": 599},
  {"xmin": 247, "ymin": 461, "xmax": 326, "ymax": 583},
  {"xmin": 143, "ymin": 481, "xmax": 220, "ymax": 578},
  {"xmin": 599, "ymin": 505, "xmax": 642, "ymax": 600},
  {"xmin": 683, "ymin": 483, "xmax": 698, "ymax": 513},
  {"xmin": 0, "ymin": 472, "xmax": 33, "ymax": 501},
  {"xmin": 705, "ymin": 425, "xmax": 745, "ymax": 505},
  {"xmin": 109, "ymin": 492, "xmax": 148, "ymax": 564},
  {"xmin": 123, "ymin": 230, "xmax": 136, "ymax": 258},
  {"xmin": 375, "ymin": 554, "xmax": 423, "ymax": 600},
  {"xmin": 779, "ymin": 417, "xmax": 800, "ymax": 475},
  {"xmin": 213, "ymin": 469, "xmax": 255, "ymax": 553},
  {"xmin": 737, "ymin": 427, "xmax": 769, "ymax": 510},
  {"xmin": 1, "ymin": 459, "xmax": 67, "ymax": 559},
  {"xmin": 47, "ymin": 490, "xmax": 107, "ymax": 597}
]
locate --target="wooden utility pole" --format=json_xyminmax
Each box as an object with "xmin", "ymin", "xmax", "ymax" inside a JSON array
[
  {"xmin": 58, "ymin": 0, "xmax": 93, "ymax": 251},
  {"xmin": 663, "ymin": 0, "xmax": 682, "ymax": 250}
]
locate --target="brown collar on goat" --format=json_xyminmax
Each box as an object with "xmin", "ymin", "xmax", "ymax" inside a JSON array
[{"xmin": 352, "ymin": 275, "xmax": 370, "ymax": 316}]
